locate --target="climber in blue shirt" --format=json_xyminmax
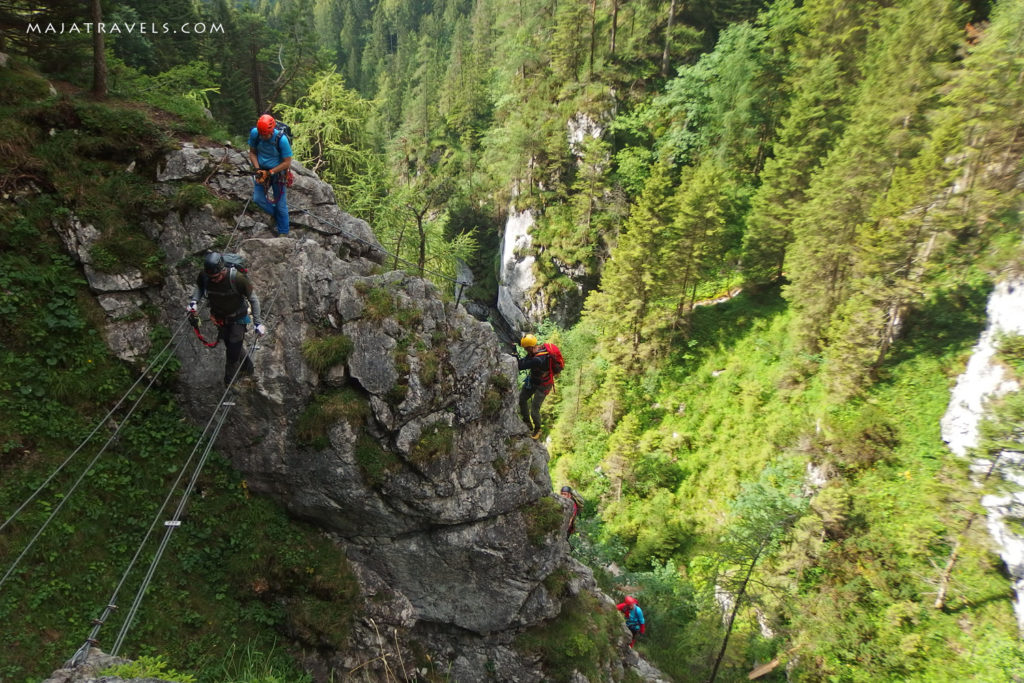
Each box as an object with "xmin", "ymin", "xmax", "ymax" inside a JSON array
[
  {"xmin": 617, "ymin": 595, "xmax": 645, "ymax": 648},
  {"xmin": 248, "ymin": 114, "xmax": 292, "ymax": 235}
]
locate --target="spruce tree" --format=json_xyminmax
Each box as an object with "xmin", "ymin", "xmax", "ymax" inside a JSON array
[
  {"xmin": 585, "ymin": 160, "xmax": 675, "ymax": 364},
  {"xmin": 783, "ymin": 0, "xmax": 963, "ymax": 362}
]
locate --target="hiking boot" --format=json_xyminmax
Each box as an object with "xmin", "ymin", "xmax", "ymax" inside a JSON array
[{"xmin": 531, "ymin": 428, "xmax": 542, "ymax": 440}]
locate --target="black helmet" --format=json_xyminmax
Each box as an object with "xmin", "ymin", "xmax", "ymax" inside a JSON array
[
  {"xmin": 560, "ymin": 486, "xmax": 571, "ymax": 493},
  {"xmin": 204, "ymin": 252, "xmax": 224, "ymax": 275}
]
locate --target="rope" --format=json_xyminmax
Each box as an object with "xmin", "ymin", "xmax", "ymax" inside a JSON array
[
  {"xmin": 80, "ymin": 288, "xmax": 280, "ymax": 659},
  {"xmin": 0, "ymin": 319, "xmax": 189, "ymax": 535},
  {"xmin": 300, "ymin": 209, "xmax": 471, "ymax": 293},
  {"xmin": 74, "ymin": 225, "xmax": 329, "ymax": 659},
  {"xmin": 0, "ymin": 330, "xmax": 185, "ymax": 593},
  {"xmin": 109, "ymin": 395, "xmax": 234, "ymax": 656},
  {"xmin": 223, "ymin": 196, "xmax": 252, "ymax": 253}
]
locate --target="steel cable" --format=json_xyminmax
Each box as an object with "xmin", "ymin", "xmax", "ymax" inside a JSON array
[
  {"xmin": 0, "ymin": 326, "xmax": 186, "ymax": 593},
  {"xmin": 0, "ymin": 319, "xmax": 189, "ymax": 535}
]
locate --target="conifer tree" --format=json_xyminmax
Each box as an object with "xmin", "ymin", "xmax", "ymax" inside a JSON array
[
  {"xmin": 742, "ymin": 54, "xmax": 848, "ymax": 284},
  {"xmin": 783, "ymin": 0, "xmax": 963, "ymax": 361},
  {"xmin": 661, "ymin": 161, "xmax": 732, "ymax": 333},
  {"xmin": 585, "ymin": 160, "xmax": 675, "ymax": 364},
  {"xmin": 700, "ymin": 462, "xmax": 808, "ymax": 683},
  {"xmin": 277, "ymin": 71, "xmax": 376, "ymax": 200}
]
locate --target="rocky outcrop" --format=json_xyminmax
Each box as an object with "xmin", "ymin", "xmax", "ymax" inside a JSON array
[
  {"xmin": 42, "ymin": 648, "xmax": 168, "ymax": 683},
  {"xmin": 941, "ymin": 277, "xmax": 1024, "ymax": 634},
  {"xmin": 52, "ymin": 141, "xmax": 659, "ymax": 680}
]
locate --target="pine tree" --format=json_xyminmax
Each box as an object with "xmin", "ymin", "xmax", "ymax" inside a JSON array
[
  {"xmin": 783, "ymin": 0, "xmax": 963, "ymax": 362},
  {"xmin": 742, "ymin": 54, "xmax": 848, "ymax": 284},
  {"xmin": 661, "ymin": 161, "xmax": 732, "ymax": 334},
  {"xmin": 585, "ymin": 160, "xmax": 675, "ymax": 364}
]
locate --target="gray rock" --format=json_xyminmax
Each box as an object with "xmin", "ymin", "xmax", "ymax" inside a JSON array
[
  {"xmin": 41, "ymin": 647, "xmax": 171, "ymax": 683},
  {"xmin": 60, "ymin": 140, "xmax": 668, "ymax": 682}
]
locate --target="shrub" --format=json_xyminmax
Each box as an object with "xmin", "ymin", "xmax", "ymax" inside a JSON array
[
  {"xmin": 483, "ymin": 373, "xmax": 512, "ymax": 417},
  {"xmin": 523, "ymin": 496, "xmax": 564, "ymax": 546},
  {"xmin": 172, "ymin": 183, "xmax": 237, "ymax": 218},
  {"xmin": 997, "ymin": 332, "xmax": 1024, "ymax": 376},
  {"xmin": 515, "ymin": 592, "xmax": 623, "ymax": 681},
  {"xmin": 295, "ymin": 388, "xmax": 370, "ymax": 448},
  {"xmin": 301, "ymin": 334, "xmax": 354, "ymax": 374},
  {"xmin": 408, "ymin": 422, "xmax": 454, "ymax": 466},
  {"xmin": 418, "ymin": 347, "xmax": 441, "ymax": 386},
  {"xmin": 102, "ymin": 655, "xmax": 196, "ymax": 682},
  {"xmin": 354, "ymin": 433, "xmax": 402, "ymax": 486}
]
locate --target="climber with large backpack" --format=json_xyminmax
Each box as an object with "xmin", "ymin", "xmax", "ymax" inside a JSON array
[
  {"xmin": 517, "ymin": 333, "xmax": 564, "ymax": 439},
  {"xmin": 560, "ymin": 485, "xmax": 583, "ymax": 539},
  {"xmin": 248, "ymin": 113, "xmax": 293, "ymax": 236},
  {"xmin": 187, "ymin": 252, "xmax": 267, "ymax": 387}
]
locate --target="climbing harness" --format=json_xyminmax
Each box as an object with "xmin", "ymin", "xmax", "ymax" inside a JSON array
[{"xmin": 188, "ymin": 313, "xmax": 220, "ymax": 347}]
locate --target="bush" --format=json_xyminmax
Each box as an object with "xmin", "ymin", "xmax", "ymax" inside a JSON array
[
  {"xmin": 102, "ymin": 655, "xmax": 196, "ymax": 682},
  {"xmin": 295, "ymin": 388, "xmax": 369, "ymax": 448},
  {"xmin": 408, "ymin": 421, "xmax": 454, "ymax": 466},
  {"xmin": 354, "ymin": 433, "xmax": 402, "ymax": 486},
  {"xmin": 515, "ymin": 592, "xmax": 623, "ymax": 681},
  {"xmin": 301, "ymin": 334, "xmax": 354, "ymax": 373},
  {"xmin": 523, "ymin": 496, "xmax": 564, "ymax": 546}
]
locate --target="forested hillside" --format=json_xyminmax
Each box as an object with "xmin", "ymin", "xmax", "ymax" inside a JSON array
[{"xmin": 3, "ymin": 0, "xmax": 1024, "ymax": 680}]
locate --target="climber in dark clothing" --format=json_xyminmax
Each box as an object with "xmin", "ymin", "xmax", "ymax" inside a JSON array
[
  {"xmin": 518, "ymin": 334, "xmax": 557, "ymax": 439},
  {"xmin": 187, "ymin": 252, "xmax": 265, "ymax": 386},
  {"xmin": 560, "ymin": 485, "xmax": 581, "ymax": 539}
]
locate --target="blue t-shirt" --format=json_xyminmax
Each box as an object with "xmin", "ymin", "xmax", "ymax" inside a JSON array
[
  {"xmin": 625, "ymin": 605, "xmax": 644, "ymax": 630},
  {"xmin": 248, "ymin": 127, "xmax": 292, "ymax": 170}
]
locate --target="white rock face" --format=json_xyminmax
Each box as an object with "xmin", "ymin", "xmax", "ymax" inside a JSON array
[
  {"xmin": 941, "ymin": 277, "xmax": 1024, "ymax": 633},
  {"xmin": 567, "ymin": 112, "xmax": 603, "ymax": 158},
  {"xmin": 497, "ymin": 207, "xmax": 537, "ymax": 331}
]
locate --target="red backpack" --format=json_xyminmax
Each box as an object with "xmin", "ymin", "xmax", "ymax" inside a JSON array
[{"xmin": 541, "ymin": 342, "xmax": 564, "ymax": 384}]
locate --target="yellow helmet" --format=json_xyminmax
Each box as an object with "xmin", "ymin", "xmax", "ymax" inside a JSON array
[{"xmin": 520, "ymin": 334, "xmax": 538, "ymax": 347}]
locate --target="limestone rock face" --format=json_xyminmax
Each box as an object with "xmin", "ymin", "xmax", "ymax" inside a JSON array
[
  {"xmin": 57, "ymin": 140, "xmax": 662, "ymax": 682},
  {"xmin": 41, "ymin": 648, "xmax": 168, "ymax": 683}
]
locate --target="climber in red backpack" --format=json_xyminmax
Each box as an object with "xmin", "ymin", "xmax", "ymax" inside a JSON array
[
  {"xmin": 517, "ymin": 334, "xmax": 564, "ymax": 439},
  {"xmin": 617, "ymin": 595, "xmax": 645, "ymax": 648}
]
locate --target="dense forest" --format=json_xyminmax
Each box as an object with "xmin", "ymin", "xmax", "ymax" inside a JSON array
[{"xmin": 3, "ymin": 0, "xmax": 1024, "ymax": 680}]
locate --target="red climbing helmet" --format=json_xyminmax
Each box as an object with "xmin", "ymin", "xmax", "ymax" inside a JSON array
[
  {"xmin": 624, "ymin": 595, "xmax": 637, "ymax": 607},
  {"xmin": 257, "ymin": 114, "xmax": 276, "ymax": 136}
]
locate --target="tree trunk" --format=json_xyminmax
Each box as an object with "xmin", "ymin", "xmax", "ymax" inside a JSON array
[
  {"xmin": 709, "ymin": 542, "xmax": 765, "ymax": 683},
  {"xmin": 661, "ymin": 0, "xmax": 677, "ymax": 77},
  {"xmin": 609, "ymin": 0, "xmax": 618, "ymax": 55},
  {"xmin": 588, "ymin": 0, "xmax": 597, "ymax": 80},
  {"xmin": 250, "ymin": 39, "xmax": 264, "ymax": 114},
  {"xmin": 935, "ymin": 455, "xmax": 1001, "ymax": 609},
  {"xmin": 91, "ymin": 0, "xmax": 107, "ymax": 99},
  {"xmin": 415, "ymin": 207, "xmax": 429, "ymax": 276}
]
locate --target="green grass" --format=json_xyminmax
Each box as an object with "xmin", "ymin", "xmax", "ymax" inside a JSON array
[
  {"xmin": 407, "ymin": 422, "xmax": 455, "ymax": 467},
  {"xmin": 295, "ymin": 388, "xmax": 370, "ymax": 449},
  {"xmin": 515, "ymin": 591, "xmax": 625, "ymax": 682},
  {"xmin": 0, "ymin": 88, "xmax": 358, "ymax": 681},
  {"xmin": 300, "ymin": 333, "xmax": 354, "ymax": 374},
  {"xmin": 172, "ymin": 183, "xmax": 240, "ymax": 220},
  {"xmin": 522, "ymin": 496, "xmax": 564, "ymax": 546},
  {"xmin": 353, "ymin": 433, "xmax": 402, "ymax": 486}
]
